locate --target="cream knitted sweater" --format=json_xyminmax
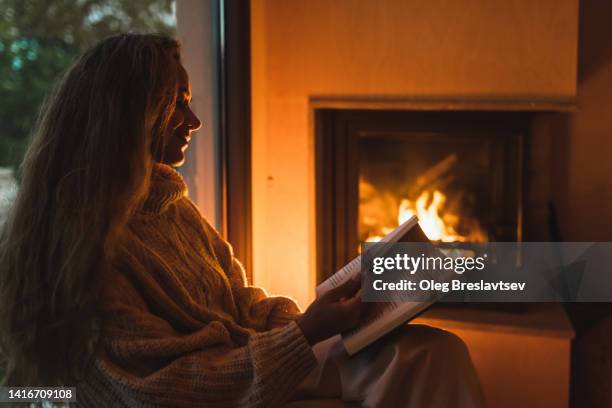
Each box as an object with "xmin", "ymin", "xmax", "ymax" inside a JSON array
[{"xmin": 78, "ymin": 163, "xmax": 317, "ymax": 407}]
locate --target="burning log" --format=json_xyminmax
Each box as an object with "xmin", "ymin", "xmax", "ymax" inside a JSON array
[
  {"xmin": 408, "ymin": 154, "xmax": 458, "ymax": 199},
  {"xmin": 359, "ymin": 152, "xmax": 488, "ymax": 244}
]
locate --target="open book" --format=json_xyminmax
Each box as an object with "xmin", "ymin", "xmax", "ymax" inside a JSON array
[{"xmin": 316, "ymin": 216, "xmax": 440, "ymax": 355}]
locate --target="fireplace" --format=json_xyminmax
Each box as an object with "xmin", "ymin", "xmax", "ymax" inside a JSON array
[{"xmin": 315, "ymin": 109, "xmax": 528, "ymax": 283}]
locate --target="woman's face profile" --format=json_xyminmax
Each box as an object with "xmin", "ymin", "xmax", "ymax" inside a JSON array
[{"xmin": 160, "ymin": 63, "xmax": 202, "ymax": 167}]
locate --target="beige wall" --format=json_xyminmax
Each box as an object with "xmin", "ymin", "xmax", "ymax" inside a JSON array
[
  {"xmin": 250, "ymin": 0, "xmax": 579, "ymax": 307},
  {"xmin": 529, "ymin": 0, "xmax": 612, "ymax": 242},
  {"xmin": 556, "ymin": 0, "xmax": 612, "ymax": 241},
  {"xmin": 559, "ymin": 69, "xmax": 612, "ymax": 241}
]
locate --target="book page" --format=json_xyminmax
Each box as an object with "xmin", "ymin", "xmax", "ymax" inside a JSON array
[
  {"xmin": 315, "ymin": 215, "xmax": 418, "ymax": 297},
  {"xmin": 315, "ymin": 256, "xmax": 361, "ymax": 297}
]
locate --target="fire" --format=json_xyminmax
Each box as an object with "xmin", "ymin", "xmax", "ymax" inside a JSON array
[
  {"xmin": 399, "ymin": 190, "xmax": 468, "ymax": 242},
  {"xmin": 360, "ymin": 179, "xmax": 487, "ymax": 243}
]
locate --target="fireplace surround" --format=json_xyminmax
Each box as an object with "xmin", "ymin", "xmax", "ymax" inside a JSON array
[
  {"xmin": 247, "ymin": 2, "xmax": 580, "ymax": 405},
  {"xmin": 250, "ymin": 0, "xmax": 577, "ymax": 307}
]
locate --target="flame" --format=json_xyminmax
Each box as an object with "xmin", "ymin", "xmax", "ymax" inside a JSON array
[
  {"xmin": 360, "ymin": 180, "xmax": 487, "ymax": 243},
  {"xmin": 399, "ymin": 190, "xmax": 466, "ymax": 242}
]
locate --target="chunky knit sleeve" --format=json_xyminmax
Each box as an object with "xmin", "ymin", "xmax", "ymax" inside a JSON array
[
  {"xmin": 190, "ymin": 201, "xmax": 305, "ymax": 331},
  {"xmin": 80, "ymin": 270, "xmax": 317, "ymax": 408}
]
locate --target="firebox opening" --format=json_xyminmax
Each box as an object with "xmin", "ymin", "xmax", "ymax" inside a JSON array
[{"xmin": 316, "ymin": 109, "xmax": 528, "ymax": 283}]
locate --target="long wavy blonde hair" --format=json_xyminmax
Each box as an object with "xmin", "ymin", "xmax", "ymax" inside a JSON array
[{"xmin": 0, "ymin": 33, "xmax": 180, "ymax": 385}]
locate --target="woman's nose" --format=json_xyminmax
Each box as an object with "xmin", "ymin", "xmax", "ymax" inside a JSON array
[{"xmin": 189, "ymin": 113, "xmax": 202, "ymax": 132}]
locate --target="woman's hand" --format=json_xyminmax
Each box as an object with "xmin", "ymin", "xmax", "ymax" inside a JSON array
[{"xmin": 296, "ymin": 276, "xmax": 363, "ymax": 346}]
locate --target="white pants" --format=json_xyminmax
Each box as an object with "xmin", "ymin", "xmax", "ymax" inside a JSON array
[{"xmin": 287, "ymin": 324, "xmax": 485, "ymax": 408}]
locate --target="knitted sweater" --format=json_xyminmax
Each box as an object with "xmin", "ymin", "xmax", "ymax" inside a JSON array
[{"xmin": 78, "ymin": 163, "xmax": 317, "ymax": 407}]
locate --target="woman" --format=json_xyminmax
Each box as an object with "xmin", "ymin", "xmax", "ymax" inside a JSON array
[{"xmin": 0, "ymin": 34, "xmax": 483, "ymax": 407}]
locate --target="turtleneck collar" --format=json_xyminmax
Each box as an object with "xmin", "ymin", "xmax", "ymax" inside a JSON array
[{"xmin": 138, "ymin": 162, "xmax": 188, "ymax": 215}]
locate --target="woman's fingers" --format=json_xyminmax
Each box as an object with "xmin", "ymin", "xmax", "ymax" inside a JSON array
[
  {"xmin": 336, "ymin": 288, "xmax": 363, "ymax": 327},
  {"xmin": 299, "ymin": 278, "xmax": 365, "ymax": 344}
]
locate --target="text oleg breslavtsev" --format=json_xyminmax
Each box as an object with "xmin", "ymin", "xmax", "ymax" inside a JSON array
[{"xmin": 372, "ymin": 279, "xmax": 527, "ymax": 293}]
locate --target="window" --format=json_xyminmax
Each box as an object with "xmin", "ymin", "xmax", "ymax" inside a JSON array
[{"xmin": 0, "ymin": 0, "xmax": 177, "ymax": 222}]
